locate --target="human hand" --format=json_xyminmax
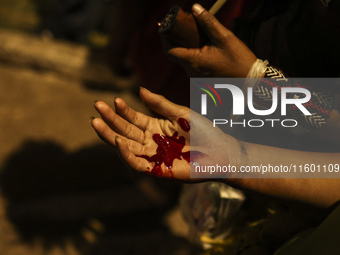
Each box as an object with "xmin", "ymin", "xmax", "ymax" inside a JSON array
[
  {"xmin": 162, "ymin": 3, "xmax": 257, "ymax": 78},
  {"xmin": 91, "ymin": 87, "xmax": 240, "ymax": 181}
]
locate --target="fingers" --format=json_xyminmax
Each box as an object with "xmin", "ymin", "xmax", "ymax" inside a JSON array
[
  {"xmin": 139, "ymin": 87, "xmax": 188, "ymax": 119},
  {"xmin": 94, "ymin": 101, "xmax": 145, "ymax": 144},
  {"xmin": 192, "ymin": 3, "xmax": 232, "ymax": 47},
  {"xmin": 114, "ymin": 97, "xmax": 151, "ymax": 131},
  {"xmin": 161, "ymin": 37, "xmax": 191, "ymax": 63},
  {"xmin": 91, "ymin": 117, "xmax": 144, "ymax": 155},
  {"xmin": 161, "ymin": 37, "xmax": 200, "ymax": 64},
  {"xmin": 116, "ymin": 137, "xmax": 150, "ymax": 172},
  {"xmin": 91, "ymin": 116, "xmax": 151, "ymax": 173}
]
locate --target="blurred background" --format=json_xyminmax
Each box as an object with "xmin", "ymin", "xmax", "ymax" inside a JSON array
[{"xmin": 0, "ymin": 0, "xmax": 195, "ymax": 254}]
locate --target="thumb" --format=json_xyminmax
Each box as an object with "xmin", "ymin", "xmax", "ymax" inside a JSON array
[
  {"xmin": 139, "ymin": 87, "xmax": 188, "ymax": 119},
  {"xmin": 192, "ymin": 3, "xmax": 231, "ymax": 46}
]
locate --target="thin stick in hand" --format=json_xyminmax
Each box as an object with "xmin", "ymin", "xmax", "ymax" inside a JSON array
[{"xmin": 209, "ymin": 0, "xmax": 228, "ymax": 15}]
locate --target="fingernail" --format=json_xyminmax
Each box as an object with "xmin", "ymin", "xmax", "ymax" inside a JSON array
[
  {"xmin": 89, "ymin": 116, "xmax": 95, "ymax": 123},
  {"xmin": 93, "ymin": 101, "xmax": 99, "ymax": 109},
  {"xmin": 140, "ymin": 86, "xmax": 150, "ymax": 92},
  {"xmin": 192, "ymin": 3, "xmax": 204, "ymax": 15}
]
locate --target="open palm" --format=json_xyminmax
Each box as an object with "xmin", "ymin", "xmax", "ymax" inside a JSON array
[{"xmin": 91, "ymin": 88, "xmax": 237, "ymax": 180}]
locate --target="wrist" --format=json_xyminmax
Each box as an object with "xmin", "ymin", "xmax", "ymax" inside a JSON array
[
  {"xmin": 225, "ymin": 135, "xmax": 247, "ymax": 172},
  {"xmin": 246, "ymin": 59, "xmax": 269, "ymax": 78},
  {"xmin": 224, "ymin": 136, "xmax": 255, "ymax": 189}
]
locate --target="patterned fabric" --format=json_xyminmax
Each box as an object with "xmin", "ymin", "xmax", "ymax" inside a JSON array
[
  {"xmin": 265, "ymin": 66, "xmax": 287, "ymax": 81},
  {"xmin": 252, "ymin": 66, "xmax": 336, "ymax": 130}
]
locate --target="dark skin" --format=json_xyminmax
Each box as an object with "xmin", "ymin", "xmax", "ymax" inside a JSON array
[{"xmin": 162, "ymin": 3, "xmax": 257, "ymax": 78}]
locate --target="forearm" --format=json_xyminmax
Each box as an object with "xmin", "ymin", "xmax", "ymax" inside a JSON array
[
  {"xmin": 313, "ymin": 94, "xmax": 340, "ymax": 144},
  {"xmin": 230, "ymin": 141, "xmax": 340, "ymax": 208}
]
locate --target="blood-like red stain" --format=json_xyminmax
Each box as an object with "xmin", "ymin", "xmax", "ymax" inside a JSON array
[
  {"xmin": 139, "ymin": 118, "xmax": 203, "ymax": 177},
  {"xmin": 139, "ymin": 132, "xmax": 185, "ymax": 177},
  {"xmin": 181, "ymin": 151, "xmax": 191, "ymax": 162},
  {"xmin": 178, "ymin": 118, "xmax": 190, "ymax": 132}
]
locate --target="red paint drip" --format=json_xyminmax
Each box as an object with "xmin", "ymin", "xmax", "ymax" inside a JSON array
[{"xmin": 178, "ymin": 118, "xmax": 190, "ymax": 132}]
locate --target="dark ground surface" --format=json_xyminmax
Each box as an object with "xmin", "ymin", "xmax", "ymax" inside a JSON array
[
  {"xmin": 0, "ymin": 60, "xmax": 190, "ymax": 255},
  {"xmin": 0, "ymin": 1, "xmax": 198, "ymax": 254}
]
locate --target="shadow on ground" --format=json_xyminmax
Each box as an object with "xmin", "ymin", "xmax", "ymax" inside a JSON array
[{"xmin": 0, "ymin": 140, "xmax": 188, "ymax": 254}]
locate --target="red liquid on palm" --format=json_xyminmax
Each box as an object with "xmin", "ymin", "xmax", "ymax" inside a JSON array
[
  {"xmin": 140, "ymin": 132, "xmax": 186, "ymax": 177},
  {"xmin": 178, "ymin": 118, "xmax": 190, "ymax": 132},
  {"xmin": 139, "ymin": 118, "xmax": 196, "ymax": 177}
]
